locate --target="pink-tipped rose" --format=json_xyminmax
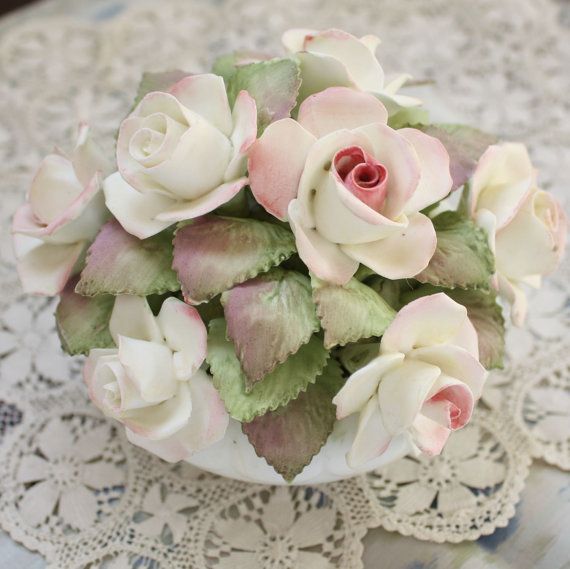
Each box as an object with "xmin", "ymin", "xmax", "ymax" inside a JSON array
[
  {"xmin": 248, "ymin": 87, "xmax": 452, "ymax": 284},
  {"xmin": 84, "ymin": 295, "xmax": 228, "ymax": 462},
  {"xmin": 282, "ymin": 28, "xmax": 421, "ymax": 111},
  {"xmin": 12, "ymin": 124, "xmax": 110, "ymax": 296},
  {"xmin": 470, "ymin": 143, "xmax": 567, "ymax": 325},
  {"xmin": 333, "ymin": 293, "xmax": 487, "ymax": 468},
  {"xmin": 109, "ymin": 74, "xmax": 257, "ymax": 238}
]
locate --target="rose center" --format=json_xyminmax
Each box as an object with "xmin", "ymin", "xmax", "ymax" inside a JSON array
[{"xmin": 333, "ymin": 146, "xmax": 388, "ymax": 213}]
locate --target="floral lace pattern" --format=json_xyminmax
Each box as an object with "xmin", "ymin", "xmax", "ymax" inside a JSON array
[{"xmin": 0, "ymin": 0, "xmax": 568, "ymax": 566}]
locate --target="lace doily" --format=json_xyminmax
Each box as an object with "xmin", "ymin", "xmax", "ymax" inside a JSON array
[{"xmin": 0, "ymin": 0, "xmax": 568, "ymax": 566}]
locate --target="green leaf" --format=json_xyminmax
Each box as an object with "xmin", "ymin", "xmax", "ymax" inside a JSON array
[
  {"xmin": 417, "ymin": 124, "xmax": 497, "ymax": 190},
  {"xmin": 312, "ymin": 276, "xmax": 395, "ymax": 349},
  {"xmin": 221, "ymin": 270, "xmax": 319, "ymax": 390},
  {"xmin": 337, "ymin": 342, "xmax": 379, "ymax": 374},
  {"xmin": 212, "ymin": 51, "xmax": 269, "ymax": 84},
  {"xmin": 56, "ymin": 277, "xmax": 115, "ymax": 355},
  {"xmin": 206, "ymin": 319, "xmax": 329, "ymax": 422},
  {"xmin": 415, "ymin": 211, "xmax": 494, "ymax": 291},
  {"xmin": 172, "ymin": 215, "xmax": 296, "ymax": 304},
  {"xmin": 401, "ymin": 284, "xmax": 505, "ymax": 370},
  {"xmin": 242, "ymin": 359, "xmax": 344, "ymax": 482},
  {"xmin": 76, "ymin": 220, "xmax": 179, "ymax": 296},
  {"xmin": 227, "ymin": 58, "xmax": 301, "ymax": 134},
  {"xmin": 132, "ymin": 70, "xmax": 191, "ymax": 109}
]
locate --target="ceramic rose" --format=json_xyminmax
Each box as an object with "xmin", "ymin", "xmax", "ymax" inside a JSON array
[
  {"xmin": 108, "ymin": 73, "xmax": 257, "ymax": 238},
  {"xmin": 282, "ymin": 28, "xmax": 421, "ymax": 111},
  {"xmin": 249, "ymin": 87, "xmax": 452, "ymax": 284},
  {"xmin": 84, "ymin": 295, "xmax": 228, "ymax": 461},
  {"xmin": 470, "ymin": 143, "xmax": 566, "ymax": 325},
  {"xmin": 12, "ymin": 124, "xmax": 109, "ymax": 295},
  {"xmin": 333, "ymin": 293, "xmax": 487, "ymax": 467}
]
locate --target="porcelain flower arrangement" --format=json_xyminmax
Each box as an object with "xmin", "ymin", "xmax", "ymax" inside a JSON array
[{"xmin": 12, "ymin": 29, "xmax": 566, "ymax": 483}]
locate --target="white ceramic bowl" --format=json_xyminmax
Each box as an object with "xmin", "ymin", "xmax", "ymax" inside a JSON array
[{"xmin": 186, "ymin": 415, "xmax": 414, "ymax": 485}]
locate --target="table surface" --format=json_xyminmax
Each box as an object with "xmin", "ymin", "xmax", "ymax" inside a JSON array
[{"xmin": 0, "ymin": 1, "xmax": 569, "ymax": 568}]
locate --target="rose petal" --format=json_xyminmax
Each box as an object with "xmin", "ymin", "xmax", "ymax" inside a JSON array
[
  {"xmin": 14, "ymin": 174, "xmax": 106, "ymax": 244},
  {"xmin": 304, "ymin": 29, "xmax": 385, "ymax": 92},
  {"xmin": 399, "ymin": 128, "xmax": 453, "ymax": 214},
  {"xmin": 295, "ymin": 51, "xmax": 355, "ymax": 101},
  {"xmin": 333, "ymin": 352, "xmax": 404, "ymax": 419},
  {"xmin": 123, "ymin": 382, "xmax": 192, "ymax": 440},
  {"xmin": 355, "ymin": 123, "xmax": 421, "ymax": 219},
  {"xmin": 381, "ymin": 292, "xmax": 479, "ymax": 355},
  {"xmin": 29, "ymin": 154, "xmax": 83, "ymax": 225},
  {"xmin": 383, "ymin": 293, "xmax": 477, "ymax": 354},
  {"xmin": 225, "ymin": 90, "xmax": 258, "ymax": 181},
  {"xmin": 297, "ymin": 128, "xmax": 370, "ymax": 227},
  {"xmin": 118, "ymin": 335, "xmax": 177, "ymax": 404},
  {"xmin": 103, "ymin": 172, "xmax": 175, "ymax": 239},
  {"xmin": 298, "ymin": 87, "xmax": 388, "ymax": 138},
  {"xmin": 498, "ymin": 274, "xmax": 528, "ymax": 327},
  {"xmin": 288, "ymin": 199, "xmax": 358, "ymax": 285},
  {"xmin": 83, "ymin": 350, "xmax": 119, "ymax": 411},
  {"xmin": 410, "ymin": 414, "xmax": 450, "ymax": 456},
  {"xmin": 248, "ymin": 118, "xmax": 316, "ymax": 220},
  {"xmin": 143, "ymin": 118, "xmax": 231, "ymax": 200},
  {"xmin": 168, "ymin": 73, "xmax": 233, "ymax": 136},
  {"xmin": 377, "ymin": 359, "xmax": 441, "ymax": 433},
  {"xmin": 16, "ymin": 241, "xmax": 84, "ymax": 296},
  {"xmin": 154, "ymin": 177, "xmax": 248, "ymax": 222},
  {"xmin": 72, "ymin": 122, "xmax": 112, "ymax": 186},
  {"xmin": 496, "ymin": 189, "xmax": 566, "ymax": 279},
  {"xmin": 347, "ymin": 397, "xmax": 392, "ymax": 468},
  {"xmin": 126, "ymin": 427, "xmax": 190, "ymax": 462},
  {"xmin": 125, "ymin": 371, "xmax": 227, "ymax": 461},
  {"xmin": 281, "ymin": 28, "xmax": 318, "ymax": 52},
  {"xmin": 314, "ymin": 171, "xmax": 406, "ymax": 245},
  {"xmin": 341, "ymin": 212, "xmax": 436, "ymax": 279},
  {"xmin": 176, "ymin": 370, "xmax": 229, "ymax": 450},
  {"xmin": 422, "ymin": 374, "xmax": 474, "ymax": 430},
  {"xmin": 471, "ymin": 143, "xmax": 534, "ymax": 230},
  {"xmin": 409, "ymin": 345, "xmax": 486, "ymax": 398},
  {"xmin": 109, "ymin": 295, "xmax": 163, "ymax": 344},
  {"xmin": 157, "ymin": 297, "xmax": 207, "ymax": 379}
]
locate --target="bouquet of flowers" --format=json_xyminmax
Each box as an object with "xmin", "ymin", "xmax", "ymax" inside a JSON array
[{"xmin": 12, "ymin": 28, "xmax": 566, "ymax": 483}]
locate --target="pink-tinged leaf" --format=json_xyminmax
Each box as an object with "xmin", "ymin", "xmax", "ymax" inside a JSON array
[
  {"xmin": 56, "ymin": 276, "xmax": 115, "ymax": 355},
  {"xmin": 76, "ymin": 219, "xmax": 179, "ymax": 296},
  {"xmin": 242, "ymin": 359, "xmax": 344, "ymax": 482},
  {"xmin": 221, "ymin": 270, "xmax": 319, "ymax": 389},
  {"xmin": 172, "ymin": 216, "xmax": 295, "ymax": 304},
  {"xmin": 206, "ymin": 318, "xmax": 329, "ymax": 422},
  {"xmin": 415, "ymin": 212, "xmax": 494, "ymax": 291},
  {"xmin": 417, "ymin": 124, "xmax": 497, "ymax": 191},
  {"xmin": 312, "ymin": 276, "xmax": 395, "ymax": 349},
  {"xmin": 227, "ymin": 58, "xmax": 301, "ymax": 134}
]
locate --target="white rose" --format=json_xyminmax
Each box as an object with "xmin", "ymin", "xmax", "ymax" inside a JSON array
[
  {"xmin": 84, "ymin": 295, "xmax": 228, "ymax": 462},
  {"xmin": 249, "ymin": 87, "xmax": 452, "ymax": 284},
  {"xmin": 471, "ymin": 143, "xmax": 567, "ymax": 325},
  {"xmin": 282, "ymin": 28, "xmax": 421, "ymax": 111},
  {"xmin": 108, "ymin": 73, "xmax": 257, "ymax": 239},
  {"xmin": 12, "ymin": 124, "xmax": 110, "ymax": 295},
  {"xmin": 333, "ymin": 293, "xmax": 487, "ymax": 468}
]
